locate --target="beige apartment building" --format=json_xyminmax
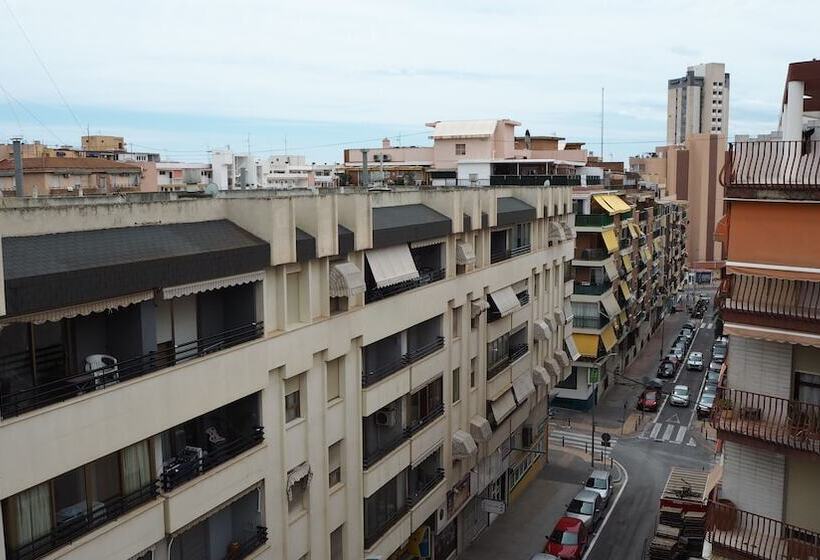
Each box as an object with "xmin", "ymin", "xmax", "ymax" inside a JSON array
[
  {"xmin": 0, "ymin": 157, "xmax": 143, "ymax": 196},
  {"xmin": 0, "ymin": 183, "xmax": 575, "ymax": 560},
  {"xmin": 667, "ymin": 63, "xmax": 730, "ymax": 145}
]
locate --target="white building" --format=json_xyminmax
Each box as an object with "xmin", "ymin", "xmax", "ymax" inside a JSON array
[
  {"xmin": 0, "ymin": 184, "xmax": 576, "ymax": 560},
  {"xmin": 262, "ymin": 155, "xmax": 314, "ymax": 190},
  {"xmin": 211, "ymin": 151, "xmax": 320, "ymax": 190},
  {"xmin": 155, "ymin": 161, "xmax": 213, "ymax": 191},
  {"xmin": 667, "ymin": 62, "xmax": 730, "ymax": 144}
]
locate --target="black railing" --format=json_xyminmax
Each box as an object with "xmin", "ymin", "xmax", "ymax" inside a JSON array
[
  {"xmin": 489, "ymin": 175, "xmax": 582, "ymax": 186},
  {"xmin": 364, "ymin": 500, "xmax": 410, "ymax": 549},
  {"xmin": 575, "ymin": 248, "xmax": 609, "ymax": 261},
  {"xmin": 575, "ymin": 214, "xmax": 614, "ymax": 227},
  {"xmin": 6, "ymin": 481, "xmax": 158, "ymax": 560},
  {"xmin": 516, "ymin": 291, "xmax": 530, "ymax": 306},
  {"xmin": 574, "ymin": 280, "xmax": 611, "ymax": 295},
  {"xmin": 228, "ymin": 526, "xmax": 269, "ymax": 559},
  {"xmin": 0, "ymin": 322, "xmax": 264, "ymax": 419},
  {"xmin": 407, "ymin": 469, "xmax": 445, "ymax": 507},
  {"xmin": 573, "ymin": 315, "xmax": 610, "ymax": 329},
  {"xmin": 365, "ymin": 268, "xmax": 445, "ymax": 303},
  {"xmin": 725, "ymin": 140, "xmax": 820, "ymax": 191},
  {"xmin": 363, "ymin": 430, "xmax": 411, "ymax": 469},
  {"xmin": 362, "ymin": 336, "xmax": 445, "ymax": 387},
  {"xmin": 487, "ymin": 344, "xmax": 529, "ymax": 379},
  {"xmin": 405, "ymin": 403, "xmax": 445, "ymax": 436},
  {"xmin": 160, "ymin": 426, "xmax": 265, "ymax": 492},
  {"xmin": 490, "ymin": 244, "xmax": 530, "ymax": 264}
]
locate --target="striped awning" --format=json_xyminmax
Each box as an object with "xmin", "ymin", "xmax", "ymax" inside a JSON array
[
  {"xmin": 2, "ymin": 290, "xmax": 155, "ymax": 325},
  {"xmin": 490, "ymin": 286, "xmax": 521, "ymax": 317},
  {"xmin": 162, "ymin": 271, "xmax": 265, "ymax": 300},
  {"xmin": 366, "ymin": 244, "xmax": 420, "ymax": 288},
  {"xmin": 287, "ymin": 462, "xmax": 313, "ymax": 501},
  {"xmin": 604, "ymin": 258, "xmax": 619, "ymax": 281},
  {"xmin": 456, "ymin": 241, "xmax": 476, "ymax": 265},
  {"xmin": 410, "ymin": 236, "xmax": 446, "ymax": 249},
  {"xmin": 565, "ymin": 334, "xmax": 581, "ymax": 361},
  {"xmin": 512, "ymin": 373, "xmax": 536, "ymax": 404},
  {"xmin": 329, "ymin": 262, "xmax": 365, "ymax": 298}
]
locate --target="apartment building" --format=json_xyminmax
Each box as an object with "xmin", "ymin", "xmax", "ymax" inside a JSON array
[
  {"xmin": 556, "ymin": 189, "xmax": 687, "ymax": 408},
  {"xmin": 667, "ymin": 63, "xmax": 730, "ymax": 145},
  {"xmin": 0, "ymin": 157, "xmax": 143, "ymax": 196},
  {"xmin": 342, "ymin": 138, "xmax": 433, "ymax": 186},
  {"xmin": 706, "ymin": 60, "xmax": 820, "ymax": 560},
  {"xmin": 211, "ymin": 151, "xmax": 317, "ymax": 191},
  {"xmin": 0, "ymin": 182, "xmax": 575, "ymax": 560}
]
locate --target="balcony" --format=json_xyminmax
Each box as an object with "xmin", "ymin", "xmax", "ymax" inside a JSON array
[
  {"xmin": 575, "ymin": 214, "xmax": 614, "ymax": 228},
  {"xmin": 573, "ymin": 315, "xmax": 611, "ymax": 329},
  {"xmin": 362, "ymin": 336, "xmax": 444, "ymax": 387},
  {"xmin": 574, "ymin": 248, "xmax": 609, "ymax": 262},
  {"xmin": 490, "ymin": 244, "xmax": 531, "ymax": 264},
  {"xmin": 707, "ymin": 500, "xmax": 820, "ymax": 560},
  {"xmin": 365, "ymin": 268, "xmax": 445, "ymax": 303},
  {"xmin": 574, "ymin": 280, "xmax": 612, "ymax": 295},
  {"xmin": 711, "ymin": 387, "xmax": 820, "ymax": 457},
  {"xmin": 724, "ymin": 140, "xmax": 820, "ymax": 199},
  {"xmin": 489, "ymin": 174, "xmax": 581, "ymax": 186},
  {"xmin": 487, "ymin": 343, "xmax": 528, "ymax": 379}
]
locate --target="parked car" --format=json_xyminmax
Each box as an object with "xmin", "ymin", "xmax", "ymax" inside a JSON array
[
  {"xmin": 637, "ymin": 389, "xmax": 660, "ymax": 412},
  {"xmin": 697, "ymin": 393, "xmax": 715, "ymax": 419},
  {"xmin": 670, "ymin": 385, "xmax": 691, "ymax": 407},
  {"xmin": 585, "ymin": 470, "xmax": 613, "ymax": 506},
  {"xmin": 545, "ymin": 517, "xmax": 589, "ymax": 560},
  {"xmin": 712, "ymin": 342, "xmax": 728, "ymax": 363},
  {"xmin": 657, "ymin": 360, "xmax": 676, "ymax": 379},
  {"xmin": 679, "ymin": 327, "xmax": 695, "ymax": 340},
  {"xmin": 670, "ymin": 345, "xmax": 685, "ymax": 361},
  {"xmin": 565, "ymin": 489, "xmax": 604, "ymax": 530},
  {"xmin": 701, "ymin": 383, "xmax": 717, "ymax": 399},
  {"xmin": 674, "ymin": 335, "xmax": 691, "ymax": 350},
  {"xmin": 687, "ymin": 351, "xmax": 704, "ymax": 371}
]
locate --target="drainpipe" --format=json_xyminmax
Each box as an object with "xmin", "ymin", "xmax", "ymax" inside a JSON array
[{"xmin": 12, "ymin": 138, "xmax": 24, "ymax": 196}]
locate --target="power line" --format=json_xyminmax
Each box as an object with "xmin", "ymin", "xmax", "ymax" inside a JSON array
[
  {"xmin": 0, "ymin": 82, "xmax": 65, "ymax": 144},
  {"xmin": 2, "ymin": 0, "xmax": 83, "ymax": 132},
  {"xmin": 0, "ymin": 81, "xmax": 23, "ymax": 137}
]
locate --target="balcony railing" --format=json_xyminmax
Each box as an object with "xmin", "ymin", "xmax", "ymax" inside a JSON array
[
  {"xmin": 229, "ymin": 526, "xmax": 269, "ymax": 560},
  {"xmin": 724, "ymin": 140, "xmax": 820, "ymax": 193},
  {"xmin": 573, "ymin": 315, "xmax": 610, "ymax": 329},
  {"xmin": 575, "ymin": 248, "xmax": 609, "ymax": 261},
  {"xmin": 362, "ymin": 336, "xmax": 445, "ymax": 387},
  {"xmin": 365, "ymin": 268, "xmax": 445, "ymax": 303},
  {"xmin": 488, "ymin": 343, "xmax": 528, "ymax": 379},
  {"xmin": 491, "ymin": 244, "xmax": 531, "ymax": 264},
  {"xmin": 489, "ymin": 174, "xmax": 581, "ymax": 186},
  {"xmin": 7, "ymin": 481, "xmax": 158, "ymax": 560},
  {"xmin": 407, "ymin": 469, "xmax": 445, "ymax": 507},
  {"xmin": 160, "ymin": 426, "xmax": 265, "ymax": 492},
  {"xmin": 364, "ymin": 499, "xmax": 410, "ymax": 550},
  {"xmin": 575, "ymin": 214, "xmax": 614, "ymax": 227},
  {"xmin": 363, "ymin": 430, "xmax": 411, "ymax": 469},
  {"xmin": 574, "ymin": 281, "xmax": 611, "ymax": 296},
  {"xmin": 707, "ymin": 500, "xmax": 820, "ymax": 560},
  {"xmin": 405, "ymin": 402, "xmax": 444, "ymax": 436},
  {"xmin": 517, "ymin": 291, "xmax": 530, "ymax": 306},
  {"xmin": 0, "ymin": 321, "xmax": 264, "ymax": 419},
  {"xmin": 711, "ymin": 387, "xmax": 820, "ymax": 456},
  {"xmin": 719, "ymin": 274, "xmax": 820, "ymax": 333}
]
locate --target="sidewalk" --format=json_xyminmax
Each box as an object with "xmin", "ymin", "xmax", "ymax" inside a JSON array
[{"xmin": 462, "ymin": 450, "xmax": 592, "ymax": 560}]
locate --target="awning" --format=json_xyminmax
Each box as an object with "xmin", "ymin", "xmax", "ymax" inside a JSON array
[
  {"xmin": 560, "ymin": 222, "xmax": 576, "ymax": 240},
  {"xmin": 286, "ymin": 462, "xmax": 313, "ymax": 501},
  {"xmin": 452, "ymin": 430, "xmax": 478, "ymax": 458},
  {"xmin": 512, "ymin": 373, "xmax": 536, "ymax": 404},
  {"xmin": 603, "ymin": 258, "xmax": 619, "ymax": 281},
  {"xmin": 564, "ymin": 301, "xmax": 575, "ymax": 322},
  {"xmin": 533, "ymin": 319, "xmax": 552, "ymax": 341},
  {"xmin": 549, "ymin": 221, "xmax": 567, "ymax": 243},
  {"xmin": 592, "ymin": 194, "xmax": 617, "ymax": 215},
  {"xmin": 470, "ymin": 415, "xmax": 492, "ymax": 442},
  {"xmin": 490, "ymin": 390, "xmax": 517, "ymax": 424},
  {"xmin": 573, "ymin": 333, "xmax": 599, "ymax": 358},
  {"xmin": 601, "ymin": 324, "xmax": 617, "ymax": 351},
  {"xmin": 329, "ymin": 262, "xmax": 366, "ymax": 298},
  {"xmin": 1, "ymin": 290, "xmax": 155, "ymax": 325},
  {"xmin": 619, "ymin": 310, "xmax": 628, "ymax": 324},
  {"xmin": 565, "ymin": 334, "xmax": 581, "ymax": 361},
  {"xmin": 554, "ymin": 350, "xmax": 571, "ymax": 368},
  {"xmin": 601, "ymin": 229, "xmax": 619, "ymax": 253},
  {"xmin": 620, "ymin": 280, "xmax": 632, "ymax": 300},
  {"xmin": 725, "ymin": 262, "xmax": 820, "ymax": 283},
  {"xmin": 640, "ymin": 246, "xmax": 652, "ymax": 264},
  {"xmin": 456, "ymin": 241, "xmax": 477, "ymax": 265},
  {"xmin": 601, "ymin": 292, "xmax": 622, "ymax": 317},
  {"xmin": 410, "ymin": 236, "xmax": 447, "ymax": 249},
  {"xmin": 162, "ymin": 271, "xmax": 265, "ymax": 300},
  {"xmin": 606, "ymin": 195, "xmax": 632, "ymax": 213},
  {"xmin": 653, "ymin": 237, "xmax": 664, "ymax": 252},
  {"xmin": 490, "ymin": 286, "xmax": 521, "ymax": 317},
  {"xmin": 622, "ymin": 254, "xmax": 634, "ymax": 273},
  {"xmin": 471, "ymin": 298, "xmax": 490, "ymax": 318},
  {"xmin": 365, "ymin": 244, "xmax": 420, "ymax": 288},
  {"xmin": 714, "ymin": 214, "xmax": 729, "ymax": 244},
  {"xmin": 627, "ymin": 222, "xmax": 639, "ymax": 239},
  {"xmin": 532, "ymin": 366, "xmax": 549, "ymax": 387}
]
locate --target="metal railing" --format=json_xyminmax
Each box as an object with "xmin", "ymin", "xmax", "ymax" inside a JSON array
[
  {"xmin": 407, "ymin": 469, "xmax": 445, "ymax": 507},
  {"xmin": 362, "ymin": 336, "xmax": 445, "ymax": 387},
  {"xmin": 228, "ymin": 526, "xmax": 269, "ymax": 560},
  {"xmin": 363, "ymin": 430, "xmax": 411, "ymax": 469},
  {"xmin": 489, "ymin": 175, "xmax": 582, "ymax": 186},
  {"xmin": 6, "ymin": 481, "xmax": 158, "ymax": 560},
  {"xmin": 405, "ymin": 403, "xmax": 445, "ymax": 437},
  {"xmin": 573, "ymin": 315, "xmax": 610, "ymax": 329},
  {"xmin": 488, "ymin": 344, "xmax": 529, "ymax": 379},
  {"xmin": 365, "ymin": 268, "xmax": 446, "ymax": 303},
  {"xmin": 720, "ymin": 274, "xmax": 820, "ymax": 325},
  {"xmin": 516, "ymin": 291, "xmax": 530, "ymax": 306},
  {"xmin": 0, "ymin": 322, "xmax": 264, "ymax": 419},
  {"xmin": 574, "ymin": 214, "xmax": 614, "ymax": 227},
  {"xmin": 574, "ymin": 280, "xmax": 612, "ymax": 295},
  {"xmin": 711, "ymin": 387, "xmax": 820, "ymax": 455},
  {"xmin": 364, "ymin": 500, "xmax": 410, "ymax": 549},
  {"xmin": 724, "ymin": 140, "xmax": 820, "ymax": 190},
  {"xmin": 707, "ymin": 500, "xmax": 820, "ymax": 560},
  {"xmin": 160, "ymin": 426, "xmax": 265, "ymax": 491},
  {"xmin": 575, "ymin": 248, "xmax": 609, "ymax": 261},
  {"xmin": 491, "ymin": 244, "xmax": 531, "ymax": 264}
]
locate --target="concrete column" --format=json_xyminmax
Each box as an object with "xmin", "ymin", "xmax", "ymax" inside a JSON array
[
  {"xmin": 783, "ymin": 80, "xmax": 805, "ymax": 142},
  {"xmin": 12, "ymin": 138, "xmax": 24, "ymax": 196}
]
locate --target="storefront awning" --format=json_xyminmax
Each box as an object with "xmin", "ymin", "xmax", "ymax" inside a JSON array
[
  {"xmin": 329, "ymin": 262, "xmax": 366, "ymax": 298},
  {"xmin": 471, "ymin": 298, "xmax": 490, "ymax": 318},
  {"xmin": 512, "ymin": 373, "xmax": 536, "ymax": 404},
  {"xmin": 620, "ymin": 280, "xmax": 632, "ymax": 300},
  {"xmin": 456, "ymin": 241, "xmax": 476, "ymax": 265},
  {"xmin": 365, "ymin": 244, "xmax": 420, "ymax": 288},
  {"xmin": 565, "ymin": 333, "xmax": 581, "ymax": 361},
  {"xmin": 601, "ymin": 292, "xmax": 622, "ymax": 317},
  {"xmin": 622, "ymin": 254, "xmax": 634, "ymax": 273},
  {"xmin": 490, "ymin": 390, "xmax": 517, "ymax": 424},
  {"xmin": 601, "ymin": 324, "xmax": 617, "ymax": 351},
  {"xmin": 573, "ymin": 333, "xmax": 599, "ymax": 358},
  {"xmin": 532, "ymin": 366, "xmax": 549, "ymax": 387},
  {"xmin": 2, "ymin": 290, "xmax": 155, "ymax": 325},
  {"xmin": 603, "ymin": 258, "xmax": 619, "ymax": 281},
  {"xmin": 470, "ymin": 415, "xmax": 492, "ymax": 442},
  {"xmin": 549, "ymin": 221, "xmax": 567, "ymax": 243},
  {"xmin": 601, "ymin": 229, "xmax": 619, "ymax": 253},
  {"xmin": 452, "ymin": 430, "xmax": 478, "ymax": 458},
  {"xmin": 287, "ymin": 462, "xmax": 313, "ymax": 501},
  {"xmin": 533, "ymin": 319, "xmax": 552, "ymax": 341},
  {"xmin": 490, "ymin": 286, "xmax": 521, "ymax": 317}
]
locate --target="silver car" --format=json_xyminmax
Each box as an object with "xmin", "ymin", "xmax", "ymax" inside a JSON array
[
  {"xmin": 670, "ymin": 384, "xmax": 690, "ymax": 407},
  {"xmin": 585, "ymin": 469, "xmax": 613, "ymax": 506},
  {"xmin": 565, "ymin": 489, "xmax": 604, "ymax": 530},
  {"xmin": 687, "ymin": 351, "xmax": 704, "ymax": 371}
]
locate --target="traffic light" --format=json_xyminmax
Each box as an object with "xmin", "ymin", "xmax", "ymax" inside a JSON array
[{"xmin": 601, "ymin": 432, "xmax": 611, "ymax": 447}]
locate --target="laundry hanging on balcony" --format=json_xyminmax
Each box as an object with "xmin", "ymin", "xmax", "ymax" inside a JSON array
[
  {"xmin": 329, "ymin": 262, "xmax": 366, "ymax": 298},
  {"xmin": 365, "ymin": 244, "xmax": 420, "ymax": 288},
  {"xmin": 286, "ymin": 463, "xmax": 313, "ymax": 501}
]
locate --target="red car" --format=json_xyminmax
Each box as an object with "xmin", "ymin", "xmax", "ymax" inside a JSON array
[
  {"xmin": 545, "ymin": 516, "xmax": 589, "ymax": 559},
  {"xmin": 637, "ymin": 389, "xmax": 659, "ymax": 412}
]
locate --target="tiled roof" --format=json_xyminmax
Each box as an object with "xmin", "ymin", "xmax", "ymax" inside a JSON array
[{"xmin": 0, "ymin": 156, "xmax": 142, "ymax": 172}]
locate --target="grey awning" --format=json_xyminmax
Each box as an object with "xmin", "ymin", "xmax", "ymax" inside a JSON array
[
  {"xmin": 456, "ymin": 241, "xmax": 476, "ymax": 265},
  {"xmin": 372, "ymin": 204, "xmax": 451, "ymax": 248},
  {"xmin": 452, "ymin": 430, "xmax": 478, "ymax": 459},
  {"xmin": 532, "ymin": 366, "xmax": 549, "ymax": 387},
  {"xmin": 512, "ymin": 373, "xmax": 536, "ymax": 404},
  {"xmin": 601, "ymin": 292, "xmax": 622, "ymax": 317},
  {"xmin": 162, "ymin": 271, "xmax": 265, "ymax": 300},
  {"xmin": 470, "ymin": 415, "xmax": 492, "ymax": 442},
  {"xmin": 286, "ymin": 462, "xmax": 313, "ymax": 501},
  {"xmin": 490, "ymin": 286, "xmax": 521, "ymax": 317},
  {"xmin": 365, "ymin": 244, "xmax": 420, "ymax": 288},
  {"xmin": 490, "ymin": 390, "xmax": 516, "ymax": 424},
  {"xmin": 603, "ymin": 258, "xmax": 619, "ymax": 281},
  {"xmin": 497, "ymin": 197, "xmax": 536, "ymax": 226},
  {"xmin": 330, "ymin": 262, "xmax": 366, "ymax": 298},
  {"xmin": 295, "ymin": 228, "xmax": 316, "ymax": 262}
]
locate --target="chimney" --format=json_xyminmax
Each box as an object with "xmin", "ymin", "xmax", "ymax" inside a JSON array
[
  {"xmin": 382, "ymin": 137, "xmax": 391, "ymax": 149},
  {"xmin": 12, "ymin": 138, "xmax": 24, "ymax": 196},
  {"xmin": 361, "ymin": 149, "xmax": 369, "ymax": 186}
]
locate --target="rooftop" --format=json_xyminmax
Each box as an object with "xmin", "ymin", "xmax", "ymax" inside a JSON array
[
  {"xmin": 426, "ymin": 119, "xmax": 520, "ymax": 139},
  {"xmin": 0, "ymin": 156, "xmax": 142, "ymax": 173}
]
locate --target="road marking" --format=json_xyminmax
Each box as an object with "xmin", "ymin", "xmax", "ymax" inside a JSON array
[
  {"xmin": 549, "ymin": 430, "xmax": 616, "ymax": 456},
  {"xmin": 687, "ymin": 437, "xmax": 697, "ymax": 447},
  {"xmin": 648, "ymin": 423, "xmax": 662, "ymax": 439},
  {"xmin": 666, "ymin": 413, "xmax": 681, "ymax": 425},
  {"xmin": 659, "ymin": 424, "xmax": 675, "ymax": 442},
  {"xmin": 672, "ymin": 426, "xmax": 687, "ymax": 444},
  {"xmin": 583, "ymin": 458, "xmax": 629, "ymax": 560}
]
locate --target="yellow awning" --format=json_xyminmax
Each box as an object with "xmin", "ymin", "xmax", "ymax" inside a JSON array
[
  {"xmin": 622, "ymin": 254, "xmax": 634, "ymax": 273},
  {"xmin": 573, "ymin": 333, "xmax": 600, "ymax": 358},
  {"xmin": 604, "ymin": 195, "xmax": 632, "ymax": 214},
  {"xmin": 619, "ymin": 310, "xmax": 628, "ymax": 324},
  {"xmin": 601, "ymin": 229, "xmax": 619, "ymax": 253},
  {"xmin": 620, "ymin": 280, "xmax": 632, "ymax": 300},
  {"xmin": 601, "ymin": 324, "xmax": 617, "ymax": 351},
  {"xmin": 592, "ymin": 194, "xmax": 617, "ymax": 215},
  {"xmin": 627, "ymin": 222, "xmax": 639, "ymax": 239},
  {"xmin": 640, "ymin": 246, "xmax": 652, "ymax": 263}
]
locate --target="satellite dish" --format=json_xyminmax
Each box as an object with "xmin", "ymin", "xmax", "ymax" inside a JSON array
[{"xmin": 204, "ymin": 182, "xmax": 219, "ymax": 196}]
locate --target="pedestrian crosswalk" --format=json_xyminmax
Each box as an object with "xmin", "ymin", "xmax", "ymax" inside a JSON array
[
  {"xmin": 638, "ymin": 422, "xmax": 696, "ymax": 446},
  {"xmin": 549, "ymin": 429, "xmax": 616, "ymax": 457},
  {"xmin": 702, "ymin": 321, "xmax": 715, "ymax": 330}
]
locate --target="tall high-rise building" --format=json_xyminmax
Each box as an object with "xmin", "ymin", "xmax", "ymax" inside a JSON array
[{"xmin": 667, "ymin": 63, "xmax": 730, "ymax": 145}]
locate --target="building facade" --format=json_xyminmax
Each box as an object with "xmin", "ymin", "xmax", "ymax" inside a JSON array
[
  {"xmin": 667, "ymin": 63, "xmax": 730, "ymax": 145},
  {"xmin": 706, "ymin": 60, "xmax": 820, "ymax": 560},
  {"xmin": 0, "ymin": 157, "xmax": 143, "ymax": 196},
  {"xmin": 0, "ymin": 183, "xmax": 575, "ymax": 560}
]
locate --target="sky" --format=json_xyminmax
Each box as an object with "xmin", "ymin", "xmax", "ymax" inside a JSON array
[{"xmin": 0, "ymin": 0, "xmax": 817, "ymax": 164}]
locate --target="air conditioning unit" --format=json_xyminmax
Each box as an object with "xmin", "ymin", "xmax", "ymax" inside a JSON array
[{"xmin": 375, "ymin": 407, "xmax": 398, "ymax": 426}]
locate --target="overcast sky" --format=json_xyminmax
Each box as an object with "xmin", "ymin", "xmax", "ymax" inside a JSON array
[{"xmin": 0, "ymin": 0, "xmax": 816, "ymax": 163}]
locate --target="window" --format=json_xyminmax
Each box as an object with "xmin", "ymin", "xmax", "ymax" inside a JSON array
[
  {"xmin": 285, "ymin": 375, "xmax": 303, "ymax": 423},
  {"xmin": 452, "ymin": 368, "xmax": 461, "ymax": 403},
  {"xmin": 455, "ymin": 143, "xmax": 466, "ymax": 156},
  {"xmin": 289, "ymin": 475, "xmax": 309, "ymax": 514},
  {"xmin": 452, "ymin": 306, "xmax": 462, "ymax": 339},
  {"xmin": 328, "ymin": 442, "xmax": 342, "ymax": 488},
  {"xmin": 470, "ymin": 358, "xmax": 477, "ymax": 388},
  {"xmin": 409, "ymin": 377, "xmax": 444, "ymax": 425},
  {"xmin": 487, "ymin": 333, "xmax": 510, "ymax": 375},
  {"xmin": 330, "ymin": 525, "xmax": 344, "ymax": 560},
  {"xmin": 533, "ymin": 273, "xmax": 540, "ymax": 299},
  {"xmin": 327, "ymin": 358, "xmax": 342, "ymax": 402}
]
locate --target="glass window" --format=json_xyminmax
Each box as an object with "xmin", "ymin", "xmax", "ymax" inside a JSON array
[
  {"xmin": 452, "ymin": 368, "xmax": 460, "ymax": 403},
  {"xmin": 285, "ymin": 375, "xmax": 303, "ymax": 423},
  {"xmin": 470, "ymin": 358, "xmax": 477, "ymax": 388},
  {"xmin": 53, "ymin": 468, "xmax": 87, "ymax": 525},
  {"xmin": 330, "ymin": 525, "xmax": 344, "ymax": 560},
  {"xmin": 327, "ymin": 358, "xmax": 341, "ymax": 402},
  {"xmin": 455, "ymin": 143, "xmax": 466, "ymax": 156},
  {"xmin": 87, "ymin": 452, "xmax": 121, "ymax": 507},
  {"xmin": 329, "ymin": 441, "xmax": 342, "ymax": 488},
  {"xmin": 3, "ymin": 483, "xmax": 52, "ymax": 549}
]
